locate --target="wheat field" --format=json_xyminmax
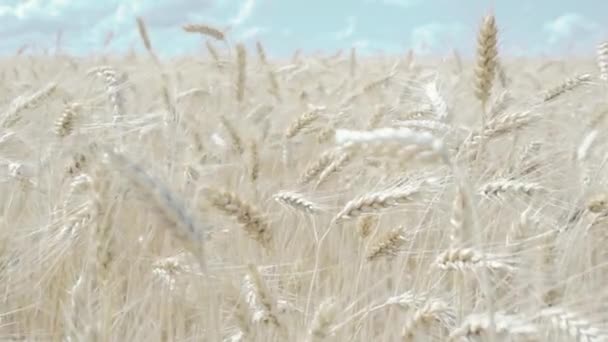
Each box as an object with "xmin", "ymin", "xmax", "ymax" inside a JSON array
[{"xmin": 1, "ymin": 16, "xmax": 608, "ymax": 341}]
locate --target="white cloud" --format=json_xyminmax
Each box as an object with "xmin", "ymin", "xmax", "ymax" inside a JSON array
[
  {"xmin": 410, "ymin": 22, "xmax": 464, "ymax": 55},
  {"xmin": 239, "ymin": 26, "xmax": 268, "ymax": 40},
  {"xmin": 543, "ymin": 13, "xmax": 599, "ymax": 45},
  {"xmin": 353, "ymin": 40, "xmax": 370, "ymax": 49},
  {"xmin": 230, "ymin": 0, "xmax": 255, "ymax": 26},
  {"xmin": 364, "ymin": 0, "xmax": 420, "ymax": 8},
  {"xmin": 333, "ymin": 16, "xmax": 356, "ymax": 40}
]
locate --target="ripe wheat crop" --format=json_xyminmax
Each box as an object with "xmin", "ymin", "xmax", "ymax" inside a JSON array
[{"xmin": 0, "ymin": 15, "xmax": 607, "ymax": 341}]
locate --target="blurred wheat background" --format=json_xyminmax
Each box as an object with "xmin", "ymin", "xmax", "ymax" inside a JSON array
[{"xmin": 2, "ymin": 1, "xmax": 608, "ymax": 341}]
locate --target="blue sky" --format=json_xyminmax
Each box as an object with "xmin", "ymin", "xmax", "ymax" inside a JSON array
[{"xmin": 1, "ymin": 0, "xmax": 607, "ymax": 58}]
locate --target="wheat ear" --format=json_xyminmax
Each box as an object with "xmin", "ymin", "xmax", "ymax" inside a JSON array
[
  {"xmin": 298, "ymin": 150, "xmax": 336, "ymax": 185},
  {"xmin": 335, "ymin": 185, "xmax": 422, "ymax": 221},
  {"xmin": 219, "ymin": 115, "xmax": 244, "ymax": 155},
  {"xmin": 136, "ymin": 17, "xmax": 159, "ymax": 64},
  {"xmin": 402, "ymin": 300, "xmax": 455, "ymax": 341},
  {"xmin": 425, "ymin": 81, "xmax": 449, "ymax": 121},
  {"xmin": 434, "ymin": 247, "xmax": 514, "ymax": 273},
  {"xmin": 449, "ymin": 312, "xmax": 538, "ymax": 341},
  {"xmin": 542, "ymin": 73, "xmax": 591, "ymax": 102},
  {"xmin": 357, "ymin": 215, "xmax": 378, "ymax": 239},
  {"xmin": 285, "ymin": 110, "xmax": 321, "ymax": 139},
  {"xmin": 2, "ymin": 82, "xmax": 57, "ymax": 128},
  {"xmin": 242, "ymin": 264, "xmax": 283, "ymax": 329},
  {"xmin": 55, "ymin": 102, "xmax": 81, "ymax": 138},
  {"xmin": 474, "ymin": 14, "xmax": 498, "ymax": 109},
  {"xmin": 307, "ymin": 298, "xmax": 338, "ymax": 341},
  {"xmin": 256, "ymin": 41, "xmax": 268, "ymax": 65},
  {"xmin": 366, "ymin": 226, "xmax": 407, "ymax": 261},
  {"xmin": 205, "ymin": 188, "xmax": 272, "ymax": 249},
  {"xmin": 182, "ymin": 23, "xmax": 225, "ymax": 41},
  {"xmin": 481, "ymin": 179, "xmax": 544, "ymax": 197},
  {"xmin": 540, "ymin": 307, "xmax": 608, "ymax": 342},
  {"xmin": 273, "ymin": 191, "xmax": 321, "ymax": 214},
  {"xmin": 103, "ymin": 149, "xmax": 208, "ymax": 271}
]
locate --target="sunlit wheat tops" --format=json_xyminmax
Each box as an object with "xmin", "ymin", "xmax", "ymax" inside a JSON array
[
  {"xmin": 474, "ymin": 14, "xmax": 498, "ymax": 109},
  {"xmin": 597, "ymin": 42, "xmax": 608, "ymax": 81},
  {"xmin": 5, "ymin": 10, "xmax": 608, "ymax": 342}
]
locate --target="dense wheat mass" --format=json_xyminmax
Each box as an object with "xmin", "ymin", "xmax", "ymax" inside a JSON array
[{"xmin": 1, "ymin": 14, "xmax": 608, "ymax": 341}]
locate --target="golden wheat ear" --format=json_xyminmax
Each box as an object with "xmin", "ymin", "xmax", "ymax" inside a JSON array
[{"xmin": 474, "ymin": 14, "xmax": 498, "ymax": 109}]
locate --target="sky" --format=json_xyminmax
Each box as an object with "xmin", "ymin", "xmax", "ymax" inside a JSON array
[{"xmin": 0, "ymin": 0, "xmax": 607, "ymax": 58}]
